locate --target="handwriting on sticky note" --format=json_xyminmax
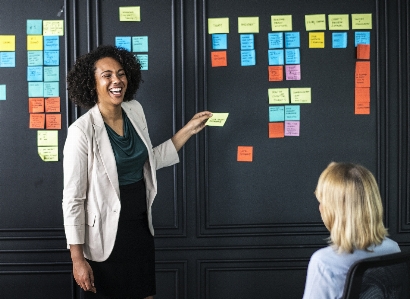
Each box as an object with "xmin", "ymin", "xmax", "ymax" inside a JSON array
[
  {"xmin": 211, "ymin": 51, "xmax": 227, "ymax": 67},
  {"xmin": 268, "ymin": 88, "xmax": 289, "ymax": 104},
  {"xmin": 268, "ymin": 66, "xmax": 283, "ymax": 81},
  {"xmin": 45, "ymin": 97, "xmax": 60, "ymax": 112},
  {"xmin": 284, "ymin": 121, "xmax": 300, "ymax": 136},
  {"xmin": 208, "ymin": 18, "xmax": 229, "ymax": 34},
  {"xmin": 38, "ymin": 147, "xmax": 58, "ymax": 162},
  {"xmin": 43, "ymin": 20, "xmax": 64, "ymax": 36},
  {"xmin": 271, "ymin": 15, "xmax": 292, "ymax": 31},
  {"xmin": 290, "ymin": 88, "xmax": 311, "ymax": 104},
  {"xmin": 30, "ymin": 114, "xmax": 45, "ymax": 129},
  {"xmin": 206, "ymin": 113, "xmax": 229, "ymax": 126},
  {"xmin": 29, "ymin": 98, "xmax": 44, "ymax": 113},
  {"xmin": 352, "ymin": 14, "xmax": 372, "ymax": 30},
  {"xmin": 357, "ymin": 44, "xmax": 370, "ymax": 60},
  {"xmin": 309, "ymin": 32, "xmax": 325, "ymax": 48},
  {"xmin": 268, "ymin": 122, "xmax": 284, "ymax": 138},
  {"xmin": 328, "ymin": 14, "xmax": 349, "ymax": 30},
  {"xmin": 119, "ymin": 6, "xmax": 141, "ymax": 21},
  {"xmin": 238, "ymin": 17, "xmax": 259, "ymax": 33},
  {"xmin": 46, "ymin": 114, "xmax": 61, "ymax": 129},
  {"xmin": 355, "ymin": 61, "xmax": 370, "ymax": 87},
  {"xmin": 0, "ymin": 35, "xmax": 16, "ymax": 51},
  {"xmin": 38, "ymin": 130, "xmax": 58, "ymax": 146},
  {"xmin": 285, "ymin": 65, "xmax": 301, "ymax": 80},
  {"xmin": 237, "ymin": 146, "xmax": 253, "ymax": 162},
  {"xmin": 355, "ymin": 102, "xmax": 370, "ymax": 115},
  {"xmin": 305, "ymin": 14, "xmax": 326, "ymax": 31},
  {"xmin": 27, "ymin": 35, "xmax": 43, "ymax": 51}
]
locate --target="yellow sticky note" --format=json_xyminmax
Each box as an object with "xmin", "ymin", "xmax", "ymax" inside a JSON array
[
  {"xmin": 206, "ymin": 113, "xmax": 229, "ymax": 126},
  {"xmin": 0, "ymin": 35, "xmax": 15, "ymax": 51},
  {"xmin": 305, "ymin": 14, "xmax": 327, "ymax": 31},
  {"xmin": 309, "ymin": 32, "xmax": 325, "ymax": 48},
  {"xmin": 37, "ymin": 130, "xmax": 58, "ymax": 146},
  {"xmin": 27, "ymin": 35, "xmax": 43, "ymax": 50},
  {"xmin": 328, "ymin": 14, "xmax": 349, "ymax": 30},
  {"xmin": 208, "ymin": 18, "xmax": 229, "ymax": 34},
  {"xmin": 268, "ymin": 88, "xmax": 289, "ymax": 104},
  {"xmin": 238, "ymin": 17, "xmax": 259, "ymax": 33},
  {"xmin": 38, "ymin": 147, "xmax": 58, "ymax": 162},
  {"xmin": 290, "ymin": 88, "xmax": 311, "ymax": 104},
  {"xmin": 43, "ymin": 20, "xmax": 64, "ymax": 36},
  {"xmin": 271, "ymin": 15, "xmax": 292, "ymax": 31},
  {"xmin": 352, "ymin": 14, "xmax": 372, "ymax": 29},
  {"xmin": 119, "ymin": 6, "xmax": 141, "ymax": 21}
]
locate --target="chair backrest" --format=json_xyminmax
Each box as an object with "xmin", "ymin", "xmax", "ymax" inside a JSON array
[{"xmin": 341, "ymin": 251, "xmax": 410, "ymax": 299}]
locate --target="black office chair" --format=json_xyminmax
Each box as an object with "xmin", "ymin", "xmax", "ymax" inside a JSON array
[{"xmin": 341, "ymin": 251, "xmax": 410, "ymax": 299}]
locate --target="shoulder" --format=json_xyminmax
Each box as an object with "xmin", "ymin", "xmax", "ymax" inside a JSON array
[
  {"xmin": 122, "ymin": 99, "xmax": 143, "ymax": 112},
  {"xmin": 375, "ymin": 238, "xmax": 401, "ymax": 253}
]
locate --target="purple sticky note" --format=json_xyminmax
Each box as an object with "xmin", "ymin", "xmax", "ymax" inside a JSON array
[
  {"xmin": 285, "ymin": 65, "xmax": 301, "ymax": 80},
  {"xmin": 285, "ymin": 121, "xmax": 300, "ymax": 136}
]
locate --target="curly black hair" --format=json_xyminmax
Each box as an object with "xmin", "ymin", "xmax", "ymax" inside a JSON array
[{"xmin": 67, "ymin": 45, "xmax": 142, "ymax": 109}]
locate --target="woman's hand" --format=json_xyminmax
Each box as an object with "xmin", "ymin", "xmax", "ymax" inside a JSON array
[{"xmin": 70, "ymin": 244, "xmax": 97, "ymax": 293}]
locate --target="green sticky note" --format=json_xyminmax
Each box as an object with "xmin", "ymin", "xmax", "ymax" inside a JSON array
[
  {"xmin": 37, "ymin": 130, "xmax": 58, "ymax": 146},
  {"xmin": 206, "ymin": 113, "xmax": 229, "ymax": 126}
]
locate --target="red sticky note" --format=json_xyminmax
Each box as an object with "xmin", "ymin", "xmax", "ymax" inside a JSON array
[
  {"xmin": 268, "ymin": 122, "xmax": 284, "ymax": 138},
  {"xmin": 357, "ymin": 44, "xmax": 370, "ymax": 60},
  {"xmin": 45, "ymin": 97, "xmax": 61, "ymax": 112},
  {"xmin": 237, "ymin": 146, "xmax": 253, "ymax": 162},
  {"xmin": 211, "ymin": 51, "xmax": 227, "ymax": 67},
  {"xmin": 355, "ymin": 61, "xmax": 370, "ymax": 88},
  {"xmin": 355, "ymin": 88, "xmax": 370, "ymax": 103},
  {"xmin": 29, "ymin": 98, "xmax": 44, "ymax": 113},
  {"xmin": 29, "ymin": 113, "xmax": 45, "ymax": 129},
  {"xmin": 355, "ymin": 102, "xmax": 370, "ymax": 115},
  {"xmin": 268, "ymin": 66, "xmax": 283, "ymax": 81},
  {"xmin": 46, "ymin": 114, "xmax": 62, "ymax": 129}
]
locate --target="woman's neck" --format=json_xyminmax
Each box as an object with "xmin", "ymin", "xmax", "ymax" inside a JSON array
[{"xmin": 98, "ymin": 103, "xmax": 124, "ymax": 136}]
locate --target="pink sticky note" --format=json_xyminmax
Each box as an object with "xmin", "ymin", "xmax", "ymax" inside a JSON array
[
  {"xmin": 285, "ymin": 65, "xmax": 301, "ymax": 80},
  {"xmin": 284, "ymin": 121, "xmax": 300, "ymax": 136}
]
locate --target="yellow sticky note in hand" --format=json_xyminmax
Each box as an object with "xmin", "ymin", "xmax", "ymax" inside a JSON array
[{"xmin": 206, "ymin": 113, "xmax": 229, "ymax": 126}]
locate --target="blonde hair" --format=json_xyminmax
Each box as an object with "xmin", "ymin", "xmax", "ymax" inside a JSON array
[{"xmin": 315, "ymin": 162, "xmax": 388, "ymax": 253}]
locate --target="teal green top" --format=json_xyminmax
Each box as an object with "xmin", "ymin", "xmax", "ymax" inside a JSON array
[{"xmin": 105, "ymin": 110, "xmax": 148, "ymax": 186}]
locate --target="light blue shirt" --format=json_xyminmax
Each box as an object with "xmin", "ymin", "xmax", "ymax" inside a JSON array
[{"xmin": 302, "ymin": 238, "xmax": 400, "ymax": 299}]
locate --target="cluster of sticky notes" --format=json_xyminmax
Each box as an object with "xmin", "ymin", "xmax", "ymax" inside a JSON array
[
  {"xmin": 115, "ymin": 36, "xmax": 149, "ymax": 70},
  {"xmin": 37, "ymin": 130, "xmax": 59, "ymax": 162},
  {"xmin": 355, "ymin": 47, "xmax": 371, "ymax": 114},
  {"xmin": 238, "ymin": 17, "xmax": 259, "ymax": 66},
  {"xmin": 0, "ymin": 35, "xmax": 16, "ymax": 67},
  {"xmin": 208, "ymin": 18, "xmax": 229, "ymax": 67}
]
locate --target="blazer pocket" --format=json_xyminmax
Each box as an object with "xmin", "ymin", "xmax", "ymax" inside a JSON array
[{"xmin": 86, "ymin": 211, "xmax": 96, "ymax": 227}]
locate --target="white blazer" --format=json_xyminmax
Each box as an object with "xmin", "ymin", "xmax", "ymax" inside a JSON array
[{"xmin": 62, "ymin": 100, "xmax": 179, "ymax": 262}]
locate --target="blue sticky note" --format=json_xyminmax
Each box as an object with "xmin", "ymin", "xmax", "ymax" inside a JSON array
[
  {"xmin": 285, "ymin": 105, "xmax": 300, "ymax": 120},
  {"xmin": 0, "ymin": 52, "xmax": 16, "ymax": 67},
  {"xmin": 241, "ymin": 50, "xmax": 256, "ymax": 66},
  {"xmin": 285, "ymin": 48, "xmax": 300, "ymax": 64},
  {"xmin": 28, "ymin": 51, "xmax": 43, "ymax": 66},
  {"xmin": 44, "ymin": 66, "xmax": 59, "ymax": 82},
  {"xmin": 116, "ymin": 36, "xmax": 132, "ymax": 52},
  {"xmin": 332, "ymin": 32, "xmax": 348, "ymax": 48},
  {"xmin": 269, "ymin": 106, "xmax": 285, "ymax": 122},
  {"xmin": 268, "ymin": 33, "xmax": 283, "ymax": 49},
  {"xmin": 136, "ymin": 54, "xmax": 148, "ymax": 70},
  {"xmin": 212, "ymin": 34, "xmax": 227, "ymax": 50},
  {"xmin": 268, "ymin": 50, "xmax": 284, "ymax": 65},
  {"xmin": 44, "ymin": 50, "xmax": 59, "ymax": 65},
  {"xmin": 44, "ymin": 82, "xmax": 59, "ymax": 97},
  {"xmin": 27, "ymin": 19, "xmax": 43, "ymax": 35},
  {"xmin": 285, "ymin": 32, "xmax": 300, "ymax": 48},
  {"xmin": 44, "ymin": 36, "xmax": 59, "ymax": 50},
  {"xmin": 355, "ymin": 32, "xmax": 370, "ymax": 47},
  {"xmin": 240, "ymin": 34, "xmax": 254, "ymax": 50},
  {"xmin": 27, "ymin": 66, "xmax": 43, "ymax": 81},
  {"xmin": 28, "ymin": 82, "xmax": 44, "ymax": 97},
  {"xmin": 0, "ymin": 84, "xmax": 6, "ymax": 100},
  {"xmin": 132, "ymin": 36, "xmax": 148, "ymax": 52}
]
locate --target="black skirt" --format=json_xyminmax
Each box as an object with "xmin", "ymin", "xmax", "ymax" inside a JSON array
[{"xmin": 82, "ymin": 179, "xmax": 156, "ymax": 299}]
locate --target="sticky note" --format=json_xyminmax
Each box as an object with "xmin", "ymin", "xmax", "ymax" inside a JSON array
[
  {"xmin": 115, "ymin": 36, "xmax": 132, "ymax": 52},
  {"xmin": 268, "ymin": 66, "xmax": 283, "ymax": 82},
  {"xmin": 305, "ymin": 14, "xmax": 327, "ymax": 31},
  {"xmin": 285, "ymin": 65, "xmax": 301, "ymax": 80},
  {"xmin": 285, "ymin": 121, "xmax": 300, "ymax": 136},
  {"xmin": 0, "ymin": 85, "xmax": 6, "ymax": 100},
  {"xmin": 44, "ymin": 66, "xmax": 59, "ymax": 82},
  {"xmin": 271, "ymin": 15, "xmax": 292, "ymax": 31},
  {"xmin": 29, "ymin": 98, "xmax": 45, "ymax": 113},
  {"xmin": 46, "ymin": 114, "xmax": 62, "ymax": 129},
  {"xmin": 27, "ymin": 35, "xmax": 43, "ymax": 51},
  {"xmin": 44, "ymin": 36, "xmax": 59, "ymax": 50},
  {"xmin": 27, "ymin": 20, "xmax": 43, "ymax": 35},
  {"xmin": 355, "ymin": 88, "xmax": 370, "ymax": 103},
  {"xmin": 268, "ymin": 49, "xmax": 284, "ymax": 65},
  {"xmin": 211, "ymin": 51, "xmax": 227, "ymax": 67},
  {"xmin": 240, "ymin": 34, "xmax": 254, "ymax": 50},
  {"xmin": 43, "ymin": 20, "xmax": 64, "ymax": 36},
  {"xmin": 27, "ymin": 66, "xmax": 43, "ymax": 81},
  {"xmin": 285, "ymin": 32, "xmax": 300, "ymax": 48},
  {"xmin": 38, "ymin": 147, "xmax": 58, "ymax": 162},
  {"xmin": 332, "ymin": 32, "xmax": 348, "ymax": 48},
  {"xmin": 285, "ymin": 105, "xmax": 300, "ymax": 120},
  {"xmin": 355, "ymin": 61, "xmax": 370, "ymax": 87},
  {"xmin": 44, "ymin": 50, "xmax": 59, "ymax": 65},
  {"xmin": 268, "ymin": 33, "xmax": 283, "ymax": 49},
  {"xmin": 238, "ymin": 17, "xmax": 259, "ymax": 33},
  {"xmin": 309, "ymin": 32, "xmax": 325, "ymax": 48},
  {"xmin": 44, "ymin": 82, "xmax": 59, "ymax": 97},
  {"xmin": 352, "ymin": 14, "xmax": 372, "ymax": 30},
  {"xmin": 268, "ymin": 88, "xmax": 289, "ymax": 104},
  {"xmin": 38, "ymin": 130, "xmax": 58, "ymax": 146},
  {"xmin": 269, "ymin": 106, "xmax": 285, "ymax": 122},
  {"xmin": 28, "ymin": 51, "xmax": 43, "ymax": 66},
  {"xmin": 45, "ymin": 97, "xmax": 61, "ymax": 112},
  {"xmin": 206, "ymin": 113, "xmax": 229, "ymax": 126},
  {"xmin": 290, "ymin": 88, "xmax": 311, "ymax": 104},
  {"xmin": 357, "ymin": 44, "xmax": 370, "ymax": 59},
  {"xmin": 132, "ymin": 36, "xmax": 148, "ymax": 52},
  {"xmin": 135, "ymin": 54, "xmax": 148, "ymax": 70},
  {"xmin": 0, "ymin": 52, "xmax": 16, "ymax": 67},
  {"xmin": 30, "ymin": 114, "xmax": 45, "ymax": 129},
  {"xmin": 119, "ymin": 6, "xmax": 140, "ymax": 21},
  {"xmin": 355, "ymin": 32, "xmax": 370, "ymax": 46},
  {"xmin": 208, "ymin": 18, "xmax": 229, "ymax": 34},
  {"xmin": 212, "ymin": 34, "xmax": 227, "ymax": 50},
  {"xmin": 355, "ymin": 101, "xmax": 370, "ymax": 115},
  {"xmin": 328, "ymin": 14, "xmax": 349, "ymax": 30},
  {"xmin": 241, "ymin": 50, "xmax": 256, "ymax": 66},
  {"xmin": 268, "ymin": 122, "xmax": 284, "ymax": 138},
  {"xmin": 28, "ymin": 82, "xmax": 44, "ymax": 97},
  {"xmin": 0, "ymin": 35, "xmax": 16, "ymax": 51},
  {"xmin": 237, "ymin": 146, "xmax": 253, "ymax": 162},
  {"xmin": 285, "ymin": 48, "xmax": 300, "ymax": 64}
]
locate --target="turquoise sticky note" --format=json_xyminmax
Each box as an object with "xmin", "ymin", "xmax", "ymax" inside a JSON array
[
  {"xmin": 132, "ymin": 36, "xmax": 148, "ymax": 52},
  {"xmin": 285, "ymin": 48, "xmax": 300, "ymax": 64},
  {"xmin": 268, "ymin": 32, "xmax": 283, "ymax": 49},
  {"xmin": 241, "ymin": 50, "xmax": 256, "ymax": 66},
  {"xmin": 332, "ymin": 32, "xmax": 348, "ymax": 48},
  {"xmin": 44, "ymin": 36, "xmax": 59, "ymax": 50},
  {"xmin": 240, "ymin": 34, "xmax": 254, "ymax": 50},
  {"xmin": 27, "ymin": 19, "xmax": 43, "ymax": 35},
  {"xmin": 27, "ymin": 66, "xmax": 43, "ymax": 81},
  {"xmin": 285, "ymin": 105, "xmax": 300, "ymax": 120},
  {"xmin": 0, "ymin": 84, "xmax": 6, "ymax": 100},
  {"xmin": 355, "ymin": 31, "xmax": 370, "ymax": 46},
  {"xmin": 116, "ymin": 36, "xmax": 132, "ymax": 52},
  {"xmin": 268, "ymin": 49, "xmax": 284, "ymax": 65},
  {"xmin": 28, "ymin": 51, "xmax": 43, "ymax": 66},
  {"xmin": 136, "ymin": 54, "xmax": 148, "ymax": 70},
  {"xmin": 212, "ymin": 34, "xmax": 227, "ymax": 50},
  {"xmin": 285, "ymin": 32, "xmax": 300, "ymax": 48},
  {"xmin": 44, "ymin": 50, "xmax": 59, "ymax": 65},
  {"xmin": 44, "ymin": 66, "xmax": 59, "ymax": 82},
  {"xmin": 0, "ymin": 52, "xmax": 16, "ymax": 67},
  {"xmin": 44, "ymin": 82, "xmax": 59, "ymax": 97},
  {"xmin": 28, "ymin": 82, "xmax": 44, "ymax": 97},
  {"xmin": 269, "ymin": 106, "xmax": 285, "ymax": 122}
]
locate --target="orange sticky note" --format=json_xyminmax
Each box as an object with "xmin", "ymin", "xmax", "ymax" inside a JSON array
[
  {"xmin": 355, "ymin": 101, "xmax": 370, "ymax": 115},
  {"xmin": 355, "ymin": 61, "xmax": 370, "ymax": 88},
  {"xmin": 357, "ymin": 44, "xmax": 370, "ymax": 60},
  {"xmin": 268, "ymin": 122, "xmax": 284, "ymax": 138},
  {"xmin": 211, "ymin": 51, "xmax": 227, "ymax": 67},
  {"xmin": 46, "ymin": 114, "xmax": 62, "ymax": 129},
  {"xmin": 355, "ymin": 88, "xmax": 370, "ymax": 103},
  {"xmin": 45, "ymin": 97, "xmax": 61, "ymax": 112},
  {"xmin": 268, "ymin": 66, "xmax": 283, "ymax": 81},
  {"xmin": 29, "ymin": 98, "xmax": 44, "ymax": 113},
  {"xmin": 237, "ymin": 146, "xmax": 253, "ymax": 162},
  {"xmin": 30, "ymin": 113, "xmax": 45, "ymax": 129}
]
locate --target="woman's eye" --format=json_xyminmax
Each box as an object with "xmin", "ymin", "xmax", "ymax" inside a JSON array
[
  {"xmin": 103, "ymin": 74, "xmax": 111, "ymax": 78},
  {"xmin": 118, "ymin": 72, "xmax": 126, "ymax": 77}
]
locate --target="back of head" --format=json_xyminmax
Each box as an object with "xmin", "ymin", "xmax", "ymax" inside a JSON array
[{"xmin": 315, "ymin": 162, "xmax": 388, "ymax": 253}]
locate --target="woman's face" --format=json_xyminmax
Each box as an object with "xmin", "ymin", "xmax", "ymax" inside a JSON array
[{"xmin": 94, "ymin": 57, "xmax": 128, "ymax": 108}]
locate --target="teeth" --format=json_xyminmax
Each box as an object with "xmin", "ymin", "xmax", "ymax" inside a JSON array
[{"xmin": 110, "ymin": 88, "xmax": 121, "ymax": 92}]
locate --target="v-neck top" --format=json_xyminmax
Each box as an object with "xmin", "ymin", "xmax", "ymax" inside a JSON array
[{"xmin": 104, "ymin": 110, "xmax": 148, "ymax": 186}]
